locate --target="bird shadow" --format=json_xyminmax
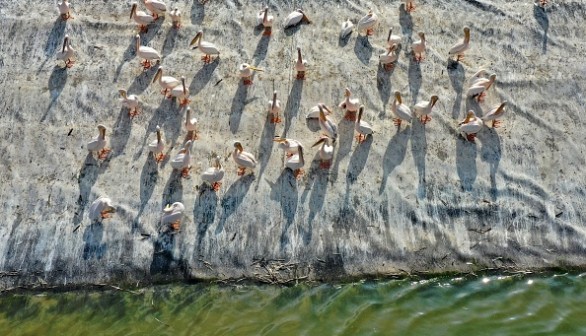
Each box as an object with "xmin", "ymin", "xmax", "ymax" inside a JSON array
[
  {"xmin": 253, "ymin": 35, "xmax": 271, "ymax": 65},
  {"xmin": 194, "ymin": 185, "xmax": 218, "ymax": 253},
  {"xmin": 189, "ymin": 60, "xmax": 220, "ymax": 97},
  {"xmin": 330, "ymin": 118, "xmax": 354, "ymax": 184},
  {"xmin": 456, "ymin": 137, "xmax": 478, "ymax": 192},
  {"xmin": 44, "ymin": 18, "xmax": 66, "ymax": 57},
  {"xmin": 229, "ymin": 83, "xmax": 249, "ymax": 134},
  {"xmin": 376, "ymin": 62, "xmax": 395, "ymax": 111},
  {"xmin": 533, "ymin": 4, "xmax": 549, "ymax": 53},
  {"xmin": 408, "ymin": 52, "xmax": 422, "ymax": 104},
  {"xmin": 191, "ymin": 0, "xmax": 205, "ymax": 25},
  {"xmin": 284, "ymin": 24, "xmax": 302, "ymax": 37},
  {"xmin": 42, "ymin": 66, "xmax": 68, "ymax": 122},
  {"xmin": 72, "ymin": 154, "xmax": 104, "ymax": 227},
  {"xmin": 127, "ymin": 65, "xmax": 158, "ymax": 95},
  {"xmin": 109, "ymin": 108, "xmax": 133, "ymax": 159},
  {"xmin": 159, "ymin": 98, "xmax": 183, "ymax": 149},
  {"xmin": 140, "ymin": 17, "xmax": 165, "ymax": 44},
  {"xmin": 477, "ymin": 128, "xmax": 502, "ymax": 200},
  {"xmin": 162, "ymin": 170, "xmax": 183, "ymax": 210},
  {"xmin": 256, "ymin": 115, "xmax": 277, "ymax": 184},
  {"xmin": 399, "ymin": 4, "xmax": 413, "ymax": 37},
  {"xmin": 465, "ymin": 96, "xmax": 483, "ymax": 117},
  {"xmin": 379, "ymin": 128, "xmax": 410, "ymax": 194},
  {"xmin": 282, "ymin": 79, "xmax": 304, "ymax": 137},
  {"xmin": 162, "ymin": 26, "xmax": 179, "ymax": 57},
  {"xmin": 268, "ymin": 169, "xmax": 298, "ymax": 251},
  {"xmin": 447, "ymin": 60, "xmax": 465, "ymax": 119},
  {"xmin": 216, "ymin": 174, "xmax": 255, "ymax": 234},
  {"xmin": 134, "ymin": 154, "xmax": 159, "ymax": 231},
  {"xmin": 149, "ymin": 229, "xmax": 177, "ymax": 275},
  {"xmin": 354, "ymin": 35, "xmax": 373, "ymax": 65},
  {"xmin": 305, "ymin": 117, "xmax": 321, "ymax": 132},
  {"xmin": 303, "ymin": 155, "xmax": 329, "ymax": 241},
  {"xmin": 411, "ymin": 120, "xmax": 427, "ymax": 199},
  {"xmin": 82, "ymin": 221, "xmax": 106, "ymax": 261},
  {"xmin": 346, "ymin": 135, "xmax": 373, "ymax": 186},
  {"xmin": 339, "ymin": 32, "xmax": 352, "ymax": 47},
  {"xmin": 113, "ymin": 36, "xmax": 138, "ymax": 83}
]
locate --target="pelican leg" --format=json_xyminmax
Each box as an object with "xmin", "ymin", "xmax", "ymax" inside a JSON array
[
  {"xmin": 160, "ymin": 88, "xmax": 169, "ymax": 95},
  {"xmin": 201, "ymin": 55, "xmax": 212, "ymax": 64},
  {"xmin": 477, "ymin": 92, "xmax": 486, "ymax": 102},
  {"xmin": 355, "ymin": 133, "xmax": 366, "ymax": 143},
  {"xmin": 65, "ymin": 59, "xmax": 75, "ymax": 68},
  {"xmin": 456, "ymin": 54, "xmax": 465, "ymax": 62},
  {"xmin": 415, "ymin": 53, "xmax": 425, "ymax": 63},
  {"xmin": 466, "ymin": 133, "xmax": 477, "ymax": 143},
  {"xmin": 393, "ymin": 118, "xmax": 402, "ymax": 128},
  {"xmin": 98, "ymin": 148, "xmax": 111, "ymax": 160},
  {"xmin": 539, "ymin": 0, "xmax": 547, "ymax": 7},
  {"xmin": 140, "ymin": 59, "xmax": 152, "ymax": 71},
  {"xmin": 190, "ymin": 130, "xmax": 199, "ymax": 141},
  {"xmin": 492, "ymin": 120, "xmax": 501, "ymax": 128},
  {"xmin": 61, "ymin": 13, "xmax": 71, "ymax": 20},
  {"xmin": 237, "ymin": 167, "xmax": 246, "ymax": 176},
  {"xmin": 139, "ymin": 25, "xmax": 148, "ymax": 33},
  {"xmin": 100, "ymin": 211, "xmax": 112, "ymax": 219},
  {"xmin": 212, "ymin": 182, "xmax": 222, "ymax": 192},
  {"xmin": 270, "ymin": 114, "xmax": 281, "ymax": 124},
  {"xmin": 152, "ymin": 13, "xmax": 159, "ymax": 20},
  {"xmin": 294, "ymin": 169, "xmax": 304, "ymax": 180},
  {"xmin": 320, "ymin": 160, "xmax": 331, "ymax": 169},
  {"xmin": 384, "ymin": 62, "xmax": 395, "ymax": 71},
  {"xmin": 366, "ymin": 28, "xmax": 374, "ymax": 36},
  {"xmin": 344, "ymin": 110, "xmax": 357, "ymax": 121},
  {"xmin": 263, "ymin": 27, "xmax": 272, "ymax": 36},
  {"xmin": 170, "ymin": 220, "xmax": 181, "ymax": 231},
  {"xmin": 243, "ymin": 77, "xmax": 253, "ymax": 86},
  {"xmin": 407, "ymin": 4, "xmax": 416, "ymax": 12},
  {"xmin": 128, "ymin": 108, "xmax": 139, "ymax": 118},
  {"xmin": 296, "ymin": 71, "xmax": 305, "ymax": 80},
  {"xmin": 181, "ymin": 167, "xmax": 192, "ymax": 178},
  {"xmin": 421, "ymin": 115, "xmax": 432, "ymax": 124},
  {"xmin": 154, "ymin": 153, "xmax": 165, "ymax": 163},
  {"xmin": 173, "ymin": 22, "xmax": 181, "ymax": 29},
  {"xmin": 180, "ymin": 98, "xmax": 191, "ymax": 107}
]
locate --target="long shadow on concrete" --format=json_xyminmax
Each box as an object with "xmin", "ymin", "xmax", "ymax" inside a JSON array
[
  {"xmin": 376, "ymin": 58, "xmax": 397, "ymax": 114},
  {"xmin": 411, "ymin": 120, "xmax": 428, "ymax": 199},
  {"xmin": 270, "ymin": 169, "xmax": 298, "ymax": 251},
  {"xmin": 379, "ymin": 127, "xmax": 410, "ymax": 194},
  {"xmin": 194, "ymin": 185, "xmax": 218, "ymax": 253},
  {"xmin": 161, "ymin": 27, "xmax": 178, "ymax": 57},
  {"xmin": 73, "ymin": 154, "xmax": 106, "ymax": 227},
  {"xmin": 408, "ymin": 52, "xmax": 422, "ymax": 104},
  {"xmin": 216, "ymin": 174, "xmax": 255, "ymax": 234},
  {"xmin": 256, "ymin": 114, "xmax": 277, "ymax": 185},
  {"xmin": 191, "ymin": 1, "xmax": 205, "ymax": 25},
  {"xmin": 189, "ymin": 60, "xmax": 219, "ymax": 98},
  {"xmin": 44, "ymin": 18, "xmax": 66, "ymax": 57},
  {"xmin": 42, "ymin": 66, "xmax": 68, "ymax": 122},
  {"xmin": 134, "ymin": 154, "xmax": 159, "ymax": 231},
  {"xmin": 354, "ymin": 35, "xmax": 373, "ymax": 65},
  {"xmin": 149, "ymin": 229, "xmax": 177, "ymax": 275},
  {"xmin": 330, "ymin": 118, "xmax": 354, "ymax": 184},
  {"xmin": 534, "ymin": 4, "xmax": 549, "ymax": 53},
  {"xmin": 399, "ymin": 4, "xmax": 413, "ymax": 37},
  {"xmin": 229, "ymin": 83, "xmax": 249, "ymax": 134},
  {"xmin": 82, "ymin": 221, "xmax": 106, "ymax": 260},
  {"xmin": 282, "ymin": 79, "xmax": 303, "ymax": 137},
  {"xmin": 447, "ymin": 60, "xmax": 465, "ymax": 119},
  {"xmin": 109, "ymin": 108, "xmax": 132, "ymax": 159},
  {"xmin": 300, "ymin": 154, "xmax": 329, "ymax": 244},
  {"xmin": 478, "ymin": 128, "xmax": 502, "ymax": 200},
  {"xmin": 162, "ymin": 170, "xmax": 183, "ymax": 210},
  {"xmin": 456, "ymin": 137, "xmax": 478, "ymax": 192},
  {"xmin": 253, "ymin": 35, "xmax": 270, "ymax": 65}
]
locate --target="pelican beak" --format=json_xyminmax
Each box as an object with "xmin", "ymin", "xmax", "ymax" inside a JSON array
[
  {"xmin": 431, "ymin": 96, "xmax": 438, "ymax": 107},
  {"xmin": 395, "ymin": 91, "xmax": 402, "ymax": 104},
  {"xmin": 152, "ymin": 68, "xmax": 161, "ymax": 83},
  {"xmin": 301, "ymin": 11, "xmax": 311, "ymax": 24},
  {"xmin": 312, "ymin": 138, "xmax": 325, "ymax": 148},
  {"xmin": 164, "ymin": 204, "xmax": 172, "ymax": 211},
  {"xmin": 249, "ymin": 66, "xmax": 263, "ymax": 72},
  {"xmin": 130, "ymin": 3, "xmax": 137, "ymax": 19},
  {"xmin": 118, "ymin": 90, "xmax": 127, "ymax": 98},
  {"xmin": 190, "ymin": 33, "xmax": 201, "ymax": 47}
]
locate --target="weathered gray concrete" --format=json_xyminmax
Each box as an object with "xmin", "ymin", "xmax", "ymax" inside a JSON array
[{"xmin": 1, "ymin": 0, "xmax": 586, "ymax": 289}]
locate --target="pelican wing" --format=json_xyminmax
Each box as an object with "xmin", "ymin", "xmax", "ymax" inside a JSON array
[
  {"xmin": 284, "ymin": 11, "xmax": 303, "ymax": 27},
  {"xmin": 138, "ymin": 46, "xmax": 161, "ymax": 60}
]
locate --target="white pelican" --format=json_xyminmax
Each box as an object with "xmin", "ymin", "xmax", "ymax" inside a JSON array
[
  {"xmin": 449, "ymin": 27, "xmax": 471, "ymax": 62},
  {"xmin": 239, "ymin": 63, "xmax": 263, "ymax": 86},
  {"xmin": 467, "ymin": 73, "xmax": 497, "ymax": 102},
  {"xmin": 135, "ymin": 34, "xmax": 161, "ymax": 70},
  {"xmin": 170, "ymin": 140, "xmax": 193, "ymax": 178},
  {"xmin": 386, "ymin": 28, "xmax": 402, "ymax": 47},
  {"xmin": 168, "ymin": 76, "xmax": 190, "ymax": 106},
  {"xmin": 468, "ymin": 69, "xmax": 487, "ymax": 86},
  {"xmin": 391, "ymin": 91, "xmax": 413, "ymax": 128},
  {"xmin": 357, "ymin": 9, "xmax": 378, "ymax": 36},
  {"xmin": 169, "ymin": 7, "xmax": 181, "ymax": 28},
  {"xmin": 161, "ymin": 202, "xmax": 184, "ymax": 231},
  {"xmin": 284, "ymin": 9, "xmax": 310, "ymax": 28},
  {"xmin": 404, "ymin": 0, "xmax": 415, "ymax": 13},
  {"xmin": 268, "ymin": 91, "xmax": 281, "ymax": 123},
  {"xmin": 202, "ymin": 156, "xmax": 225, "ymax": 191},
  {"xmin": 89, "ymin": 197, "xmax": 115, "ymax": 221},
  {"xmin": 312, "ymin": 136, "xmax": 334, "ymax": 169},
  {"xmin": 119, "ymin": 89, "xmax": 140, "ymax": 117},
  {"xmin": 379, "ymin": 44, "xmax": 399, "ymax": 71},
  {"xmin": 190, "ymin": 30, "xmax": 220, "ymax": 64},
  {"xmin": 295, "ymin": 47, "xmax": 308, "ymax": 80},
  {"xmin": 185, "ymin": 107, "xmax": 198, "ymax": 140},
  {"xmin": 274, "ymin": 136, "xmax": 302, "ymax": 157},
  {"xmin": 130, "ymin": 2, "xmax": 154, "ymax": 33},
  {"xmin": 153, "ymin": 66, "xmax": 180, "ymax": 95},
  {"xmin": 414, "ymin": 95, "xmax": 439, "ymax": 124},
  {"xmin": 481, "ymin": 102, "xmax": 507, "ymax": 128},
  {"xmin": 58, "ymin": 0, "xmax": 72, "ymax": 20},
  {"xmin": 318, "ymin": 104, "xmax": 338, "ymax": 142},
  {"xmin": 285, "ymin": 146, "xmax": 305, "ymax": 179},
  {"xmin": 306, "ymin": 104, "xmax": 333, "ymax": 119},
  {"xmin": 339, "ymin": 87, "xmax": 360, "ymax": 121},
  {"xmin": 148, "ymin": 125, "xmax": 165, "ymax": 162},
  {"xmin": 87, "ymin": 124, "xmax": 110, "ymax": 160},
  {"xmin": 355, "ymin": 106, "xmax": 373, "ymax": 143},
  {"xmin": 412, "ymin": 32, "xmax": 426, "ymax": 62},
  {"xmin": 257, "ymin": 6, "xmax": 274, "ymax": 36},
  {"xmin": 144, "ymin": 0, "xmax": 166, "ymax": 20},
  {"xmin": 56, "ymin": 35, "xmax": 75, "ymax": 68},
  {"xmin": 233, "ymin": 141, "xmax": 256, "ymax": 176},
  {"xmin": 340, "ymin": 19, "xmax": 354, "ymax": 39},
  {"xmin": 459, "ymin": 111, "xmax": 484, "ymax": 142}
]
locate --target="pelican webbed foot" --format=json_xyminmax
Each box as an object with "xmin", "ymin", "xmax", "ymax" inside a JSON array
[
  {"xmin": 243, "ymin": 77, "xmax": 253, "ymax": 86},
  {"xmin": 492, "ymin": 120, "xmax": 501, "ymax": 128},
  {"xmin": 393, "ymin": 118, "xmax": 402, "ymax": 128},
  {"xmin": 293, "ymin": 169, "xmax": 304, "ymax": 180},
  {"xmin": 128, "ymin": 108, "xmax": 140, "ymax": 118},
  {"xmin": 420, "ymin": 115, "xmax": 431, "ymax": 124},
  {"xmin": 181, "ymin": 167, "xmax": 192, "ymax": 178},
  {"xmin": 465, "ymin": 133, "xmax": 477, "ymax": 143},
  {"xmin": 212, "ymin": 182, "xmax": 222, "ymax": 191},
  {"xmin": 263, "ymin": 27, "xmax": 272, "ymax": 36},
  {"xmin": 344, "ymin": 111, "xmax": 357, "ymax": 121},
  {"xmin": 270, "ymin": 116, "xmax": 282, "ymax": 124},
  {"xmin": 384, "ymin": 63, "xmax": 395, "ymax": 71},
  {"xmin": 366, "ymin": 28, "xmax": 374, "ymax": 36},
  {"xmin": 296, "ymin": 71, "xmax": 305, "ymax": 80},
  {"xmin": 355, "ymin": 134, "xmax": 366, "ymax": 144},
  {"xmin": 97, "ymin": 148, "xmax": 111, "ymax": 160},
  {"xmin": 237, "ymin": 167, "xmax": 246, "ymax": 176},
  {"xmin": 201, "ymin": 55, "xmax": 212, "ymax": 64},
  {"xmin": 320, "ymin": 161, "xmax": 331, "ymax": 169},
  {"xmin": 170, "ymin": 220, "xmax": 181, "ymax": 231},
  {"xmin": 154, "ymin": 153, "xmax": 165, "ymax": 163}
]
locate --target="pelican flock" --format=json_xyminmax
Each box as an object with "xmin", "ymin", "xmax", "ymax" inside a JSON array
[{"xmin": 56, "ymin": 2, "xmax": 508, "ymax": 227}]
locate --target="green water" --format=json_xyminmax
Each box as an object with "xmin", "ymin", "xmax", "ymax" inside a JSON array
[{"xmin": 1, "ymin": 273, "xmax": 586, "ymax": 335}]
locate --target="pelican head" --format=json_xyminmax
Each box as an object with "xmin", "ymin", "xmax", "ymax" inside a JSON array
[
  {"xmin": 62, "ymin": 35, "xmax": 70, "ymax": 52},
  {"xmin": 214, "ymin": 155, "xmax": 222, "ymax": 169},
  {"xmin": 344, "ymin": 87, "xmax": 352, "ymax": 97},
  {"xmin": 431, "ymin": 95, "xmax": 439, "ymax": 107},
  {"xmin": 312, "ymin": 135, "xmax": 330, "ymax": 148},
  {"xmin": 233, "ymin": 141, "xmax": 244, "ymax": 152},
  {"xmin": 394, "ymin": 91, "xmax": 402, "ymax": 104},
  {"xmin": 297, "ymin": 47, "xmax": 303, "ymax": 62},
  {"xmin": 418, "ymin": 32, "xmax": 425, "ymax": 40},
  {"xmin": 97, "ymin": 124, "xmax": 107, "ymax": 138},
  {"xmin": 118, "ymin": 89, "xmax": 128, "ymax": 98},
  {"xmin": 181, "ymin": 76, "xmax": 187, "ymax": 93},
  {"xmin": 463, "ymin": 26, "xmax": 471, "ymax": 40},
  {"xmin": 272, "ymin": 90, "xmax": 278, "ymax": 109},
  {"xmin": 153, "ymin": 67, "xmax": 163, "ymax": 83},
  {"xmin": 130, "ymin": 2, "xmax": 138, "ymax": 19},
  {"xmin": 357, "ymin": 105, "xmax": 365, "ymax": 121},
  {"xmin": 298, "ymin": 9, "xmax": 311, "ymax": 23},
  {"xmin": 190, "ymin": 31, "xmax": 203, "ymax": 47}
]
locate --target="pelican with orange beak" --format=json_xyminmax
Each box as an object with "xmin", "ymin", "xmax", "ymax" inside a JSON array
[
  {"xmin": 274, "ymin": 136, "xmax": 302, "ymax": 157},
  {"xmin": 135, "ymin": 34, "xmax": 161, "ymax": 70},
  {"xmin": 284, "ymin": 9, "xmax": 311, "ymax": 28},
  {"xmin": 449, "ymin": 27, "xmax": 471, "ymax": 62},
  {"xmin": 201, "ymin": 156, "xmax": 225, "ymax": 191},
  {"xmin": 168, "ymin": 76, "xmax": 190, "ymax": 106},
  {"xmin": 355, "ymin": 106, "xmax": 374, "ymax": 143},
  {"xmin": 185, "ymin": 107, "xmax": 198, "ymax": 140},
  {"xmin": 56, "ymin": 35, "xmax": 75, "ymax": 68},
  {"xmin": 87, "ymin": 125, "xmax": 111, "ymax": 160},
  {"xmin": 89, "ymin": 197, "xmax": 116, "ymax": 221},
  {"xmin": 257, "ymin": 6, "xmax": 274, "ymax": 36},
  {"xmin": 391, "ymin": 91, "xmax": 413, "ymax": 128},
  {"xmin": 148, "ymin": 125, "xmax": 165, "ymax": 163},
  {"xmin": 459, "ymin": 111, "xmax": 484, "ymax": 142},
  {"xmin": 161, "ymin": 202, "xmax": 184, "ymax": 231},
  {"xmin": 386, "ymin": 28, "xmax": 402, "ymax": 47},
  {"xmin": 144, "ymin": 0, "xmax": 166, "ymax": 20},
  {"xmin": 119, "ymin": 89, "xmax": 140, "ymax": 118},
  {"xmin": 285, "ymin": 146, "xmax": 305, "ymax": 179},
  {"xmin": 295, "ymin": 47, "xmax": 308, "ymax": 80},
  {"xmin": 414, "ymin": 95, "xmax": 439, "ymax": 124},
  {"xmin": 312, "ymin": 136, "xmax": 334, "ymax": 169},
  {"xmin": 357, "ymin": 9, "xmax": 378, "ymax": 36},
  {"xmin": 412, "ymin": 32, "xmax": 426, "ymax": 62},
  {"xmin": 339, "ymin": 88, "xmax": 360, "ymax": 121},
  {"xmin": 319, "ymin": 104, "xmax": 338, "ymax": 142},
  {"xmin": 268, "ymin": 91, "xmax": 282, "ymax": 123},
  {"xmin": 130, "ymin": 2, "xmax": 154, "ymax": 33},
  {"xmin": 153, "ymin": 67, "xmax": 180, "ymax": 95},
  {"xmin": 379, "ymin": 44, "xmax": 399, "ymax": 71},
  {"xmin": 467, "ymin": 74, "xmax": 497, "ymax": 102},
  {"xmin": 232, "ymin": 141, "xmax": 257, "ymax": 176},
  {"xmin": 190, "ymin": 30, "xmax": 220, "ymax": 64},
  {"xmin": 239, "ymin": 63, "xmax": 263, "ymax": 86},
  {"xmin": 170, "ymin": 140, "xmax": 193, "ymax": 178},
  {"xmin": 481, "ymin": 102, "xmax": 507, "ymax": 128},
  {"xmin": 58, "ymin": 0, "xmax": 72, "ymax": 20}
]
